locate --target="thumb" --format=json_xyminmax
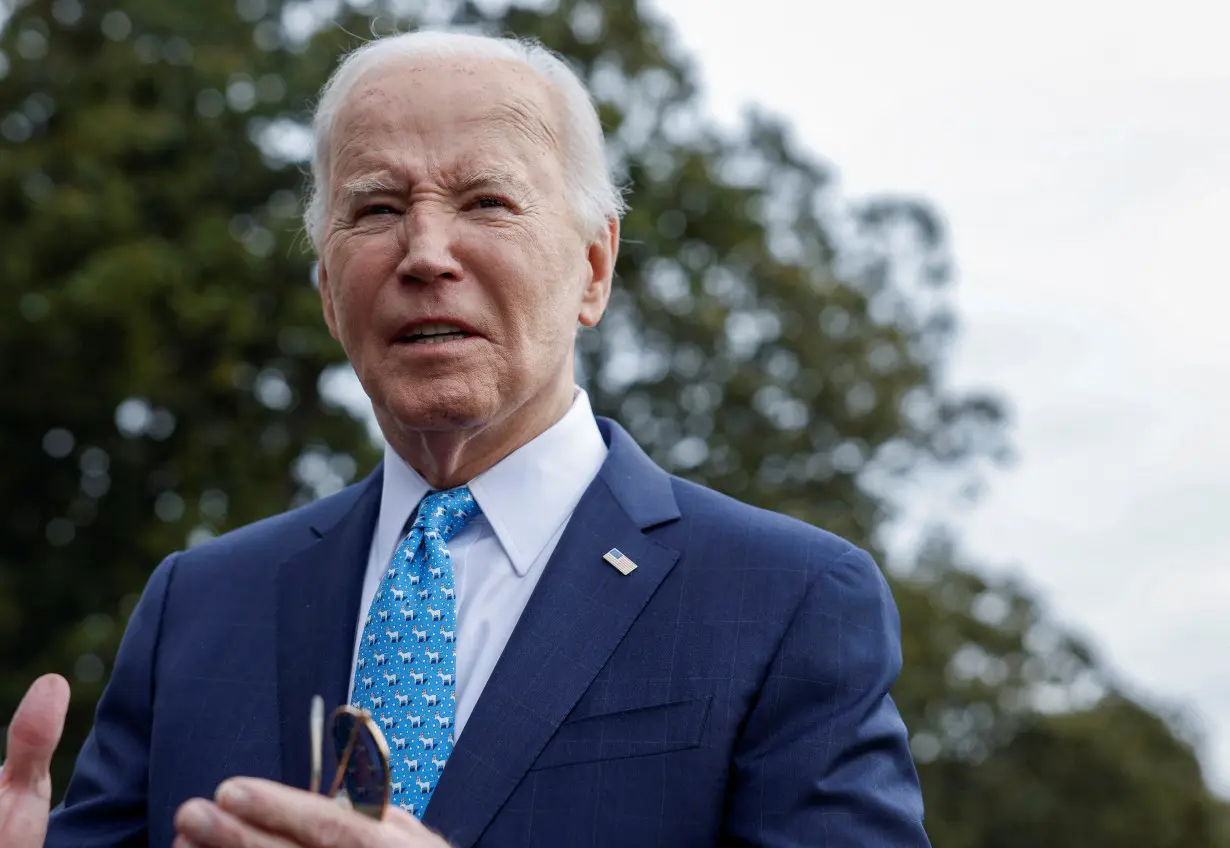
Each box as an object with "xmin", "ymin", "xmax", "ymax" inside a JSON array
[
  {"xmin": 383, "ymin": 806, "xmax": 426, "ymax": 833},
  {"xmin": 383, "ymin": 805, "xmax": 445, "ymax": 842},
  {"xmin": 1, "ymin": 674, "xmax": 70, "ymax": 789}
]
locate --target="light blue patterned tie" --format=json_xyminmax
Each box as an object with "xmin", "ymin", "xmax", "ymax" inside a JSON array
[{"xmin": 351, "ymin": 486, "xmax": 480, "ymax": 817}]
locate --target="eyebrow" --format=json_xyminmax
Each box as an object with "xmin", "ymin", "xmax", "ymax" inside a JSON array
[
  {"xmin": 339, "ymin": 174, "xmax": 400, "ymax": 202},
  {"xmin": 453, "ymin": 167, "xmax": 528, "ymax": 195},
  {"xmin": 337, "ymin": 167, "xmax": 530, "ymax": 204}
]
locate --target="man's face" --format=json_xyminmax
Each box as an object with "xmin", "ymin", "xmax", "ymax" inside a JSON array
[{"xmin": 318, "ymin": 57, "xmax": 613, "ymax": 438}]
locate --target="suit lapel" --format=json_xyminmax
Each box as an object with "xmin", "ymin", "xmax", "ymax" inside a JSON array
[
  {"xmin": 275, "ymin": 467, "xmax": 383, "ymax": 790},
  {"xmin": 423, "ymin": 420, "xmax": 680, "ymax": 847}
]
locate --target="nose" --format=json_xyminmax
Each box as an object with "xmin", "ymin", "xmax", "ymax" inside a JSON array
[{"xmin": 394, "ymin": 205, "xmax": 464, "ymax": 285}]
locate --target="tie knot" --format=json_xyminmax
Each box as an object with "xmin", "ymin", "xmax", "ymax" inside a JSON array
[{"xmin": 412, "ymin": 486, "xmax": 481, "ymax": 543}]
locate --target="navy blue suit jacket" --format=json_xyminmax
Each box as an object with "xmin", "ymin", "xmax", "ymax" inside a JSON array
[{"xmin": 48, "ymin": 418, "xmax": 929, "ymax": 846}]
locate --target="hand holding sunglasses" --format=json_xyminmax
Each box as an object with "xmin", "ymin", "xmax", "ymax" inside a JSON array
[{"xmin": 171, "ymin": 697, "xmax": 446, "ymax": 847}]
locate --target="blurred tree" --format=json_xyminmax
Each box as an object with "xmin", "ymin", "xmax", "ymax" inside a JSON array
[
  {"xmin": 0, "ymin": 0, "xmax": 1225, "ymax": 843},
  {"xmin": 0, "ymin": 0, "xmax": 381, "ymax": 800},
  {"xmin": 954, "ymin": 698, "xmax": 1219, "ymax": 847},
  {"xmin": 897, "ymin": 534, "xmax": 1228, "ymax": 846}
]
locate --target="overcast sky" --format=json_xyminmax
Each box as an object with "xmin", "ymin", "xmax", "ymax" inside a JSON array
[{"xmin": 647, "ymin": 0, "xmax": 1230, "ymax": 791}]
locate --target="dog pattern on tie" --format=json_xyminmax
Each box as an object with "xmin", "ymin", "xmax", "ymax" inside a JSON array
[{"xmin": 351, "ymin": 486, "xmax": 480, "ymax": 816}]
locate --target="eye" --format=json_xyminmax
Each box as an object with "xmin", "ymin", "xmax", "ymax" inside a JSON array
[
  {"xmin": 358, "ymin": 204, "xmax": 400, "ymax": 218},
  {"xmin": 473, "ymin": 196, "xmax": 508, "ymax": 210}
]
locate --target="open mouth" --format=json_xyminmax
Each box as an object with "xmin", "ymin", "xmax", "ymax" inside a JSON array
[{"xmin": 397, "ymin": 323, "xmax": 474, "ymax": 345}]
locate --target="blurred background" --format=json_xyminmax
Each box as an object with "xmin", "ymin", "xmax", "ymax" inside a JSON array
[{"xmin": 2, "ymin": 0, "xmax": 1227, "ymax": 844}]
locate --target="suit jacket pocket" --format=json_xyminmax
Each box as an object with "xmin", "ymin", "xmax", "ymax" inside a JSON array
[{"xmin": 530, "ymin": 696, "xmax": 712, "ymax": 771}]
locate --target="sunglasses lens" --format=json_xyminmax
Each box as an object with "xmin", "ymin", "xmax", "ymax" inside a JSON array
[{"xmin": 332, "ymin": 712, "xmax": 389, "ymax": 819}]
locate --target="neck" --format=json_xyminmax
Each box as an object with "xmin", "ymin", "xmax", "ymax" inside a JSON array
[{"xmin": 379, "ymin": 378, "xmax": 576, "ymax": 491}]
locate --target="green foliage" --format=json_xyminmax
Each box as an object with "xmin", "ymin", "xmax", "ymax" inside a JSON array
[
  {"xmin": 0, "ymin": 0, "xmax": 1224, "ymax": 843},
  {"xmin": 0, "ymin": 0, "xmax": 379, "ymax": 795},
  {"xmin": 922, "ymin": 695, "xmax": 1222, "ymax": 847},
  {"xmin": 898, "ymin": 536, "xmax": 1227, "ymax": 845}
]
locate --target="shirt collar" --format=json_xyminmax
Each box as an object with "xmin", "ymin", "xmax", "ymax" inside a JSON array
[{"xmin": 376, "ymin": 388, "xmax": 607, "ymax": 577}]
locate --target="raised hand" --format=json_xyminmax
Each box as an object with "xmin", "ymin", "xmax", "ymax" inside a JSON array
[{"xmin": 0, "ymin": 674, "xmax": 71, "ymax": 848}]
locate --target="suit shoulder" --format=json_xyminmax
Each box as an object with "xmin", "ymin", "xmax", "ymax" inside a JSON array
[{"xmin": 667, "ymin": 475, "xmax": 871, "ymax": 575}]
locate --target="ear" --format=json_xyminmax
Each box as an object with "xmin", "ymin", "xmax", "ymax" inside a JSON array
[
  {"xmin": 578, "ymin": 217, "xmax": 619, "ymax": 328},
  {"xmin": 317, "ymin": 256, "xmax": 342, "ymax": 341}
]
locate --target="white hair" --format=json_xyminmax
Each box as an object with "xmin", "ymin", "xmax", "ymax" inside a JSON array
[{"xmin": 303, "ymin": 30, "xmax": 626, "ymax": 250}]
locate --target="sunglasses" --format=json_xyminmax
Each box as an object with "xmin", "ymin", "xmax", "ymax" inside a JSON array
[{"xmin": 309, "ymin": 695, "xmax": 392, "ymax": 820}]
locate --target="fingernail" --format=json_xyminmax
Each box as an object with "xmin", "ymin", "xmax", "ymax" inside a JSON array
[
  {"xmin": 29, "ymin": 673, "xmax": 69, "ymax": 703},
  {"xmin": 217, "ymin": 780, "xmax": 248, "ymax": 808},
  {"xmin": 179, "ymin": 802, "xmax": 212, "ymax": 832}
]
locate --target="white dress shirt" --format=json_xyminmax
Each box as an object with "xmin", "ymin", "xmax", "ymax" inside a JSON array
[{"xmin": 347, "ymin": 389, "xmax": 608, "ymax": 738}]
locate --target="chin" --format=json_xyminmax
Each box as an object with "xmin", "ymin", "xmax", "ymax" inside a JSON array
[{"xmin": 377, "ymin": 379, "xmax": 495, "ymax": 433}]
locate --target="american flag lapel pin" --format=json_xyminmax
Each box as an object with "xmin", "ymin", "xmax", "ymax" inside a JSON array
[{"xmin": 603, "ymin": 547, "xmax": 638, "ymax": 575}]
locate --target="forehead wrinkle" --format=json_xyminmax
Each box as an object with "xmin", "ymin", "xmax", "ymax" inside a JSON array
[
  {"xmin": 486, "ymin": 96, "xmax": 563, "ymax": 158},
  {"xmin": 458, "ymin": 113, "xmax": 566, "ymax": 196},
  {"xmin": 326, "ymin": 63, "xmax": 568, "ymax": 208}
]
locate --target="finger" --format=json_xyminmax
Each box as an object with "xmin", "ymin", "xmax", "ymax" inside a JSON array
[
  {"xmin": 383, "ymin": 806, "xmax": 433, "ymax": 836},
  {"xmin": 1, "ymin": 674, "xmax": 70, "ymax": 788},
  {"xmin": 176, "ymin": 798, "xmax": 300, "ymax": 848},
  {"xmin": 215, "ymin": 777, "xmax": 383, "ymax": 847}
]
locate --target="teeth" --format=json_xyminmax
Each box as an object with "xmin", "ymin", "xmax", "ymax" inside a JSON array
[
  {"xmin": 402, "ymin": 322, "xmax": 470, "ymax": 344},
  {"xmin": 412, "ymin": 322, "xmax": 464, "ymax": 337}
]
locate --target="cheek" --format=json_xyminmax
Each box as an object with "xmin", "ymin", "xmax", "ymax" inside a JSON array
[
  {"xmin": 481, "ymin": 226, "xmax": 580, "ymax": 316},
  {"xmin": 528, "ymin": 236, "xmax": 589, "ymax": 326},
  {"xmin": 328, "ymin": 238, "xmax": 400, "ymax": 337},
  {"xmin": 454, "ymin": 231, "xmax": 533, "ymax": 319}
]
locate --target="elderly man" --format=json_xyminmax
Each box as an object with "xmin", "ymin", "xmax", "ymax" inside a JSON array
[{"xmin": 1, "ymin": 30, "xmax": 930, "ymax": 848}]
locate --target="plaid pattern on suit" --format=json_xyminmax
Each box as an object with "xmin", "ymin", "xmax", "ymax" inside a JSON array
[{"xmin": 48, "ymin": 418, "xmax": 930, "ymax": 847}]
